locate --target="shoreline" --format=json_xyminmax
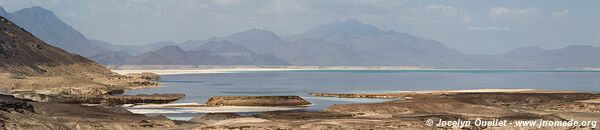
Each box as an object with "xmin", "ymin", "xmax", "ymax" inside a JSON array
[
  {"xmin": 108, "ymin": 69, "xmax": 600, "ymax": 129},
  {"xmin": 309, "ymin": 89, "xmax": 585, "ymax": 99},
  {"xmin": 131, "ymin": 89, "xmax": 600, "ymax": 129},
  {"xmin": 122, "ymin": 89, "xmax": 586, "ymax": 115},
  {"xmin": 112, "ymin": 67, "xmax": 600, "ymax": 75}
]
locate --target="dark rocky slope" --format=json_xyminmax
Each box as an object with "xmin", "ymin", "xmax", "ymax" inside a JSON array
[
  {"xmin": 0, "ymin": 15, "xmax": 109, "ymax": 76},
  {"xmin": 0, "ymin": 15, "xmax": 182, "ymax": 104},
  {"xmin": 0, "ymin": 94, "xmax": 178, "ymax": 129}
]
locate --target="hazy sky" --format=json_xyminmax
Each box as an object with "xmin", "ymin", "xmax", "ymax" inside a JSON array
[{"xmin": 1, "ymin": 0, "xmax": 599, "ymax": 54}]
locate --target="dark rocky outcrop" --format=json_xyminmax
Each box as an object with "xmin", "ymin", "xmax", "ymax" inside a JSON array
[
  {"xmin": 206, "ymin": 96, "xmax": 311, "ymax": 106},
  {"xmin": 0, "ymin": 94, "xmax": 178, "ymax": 129},
  {"xmin": 57, "ymin": 94, "xmax": 185, "ymax": 105},
  {"xmin": 124, "ymin": 72, "xmax": 161, "ymax": 81},
  {"xmin": 13, "ymin": 93, "xmax": 185, "ymax": 105}
]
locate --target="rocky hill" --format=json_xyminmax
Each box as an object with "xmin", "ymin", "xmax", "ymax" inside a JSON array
[
  {"xmin": 0, "ymin": 15, "xmax": 168, "ymax": 99},
  {"xmin": 0, "ymin": 15, "xmax": 109, "ymax": 76}
]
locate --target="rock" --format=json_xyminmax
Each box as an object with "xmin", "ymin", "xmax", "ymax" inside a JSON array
[
  {"xmin": 125, "ymin": 72, "xmax": 161, "ymax": 81},
  {"xmin": 12, "ymin": 93, "xmax": 185, "ymax": 105},
  {"xmin": 0, "ymin": 94, "xmax": 34, "ymax": 112},
  {"xmin": 205, "ymin": 96, "xmax": 311, "ymax": 106}
]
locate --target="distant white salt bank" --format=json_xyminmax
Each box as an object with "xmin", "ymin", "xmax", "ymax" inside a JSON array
[
  {"xmin": 373, "ymin": 89, "xmax": 577, "ymax": 94},
  {"xmin": 111, "ymin": 66, "xmax": 430, "ymax": 75},
  {"xmin": 124, "ymin": 103, "xmax": 308, "ymax": 114},
  {"xmin": 112, "ymin": 68, "xmax": 303, "ymax": 75}
]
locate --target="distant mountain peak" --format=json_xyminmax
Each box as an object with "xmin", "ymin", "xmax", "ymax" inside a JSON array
[
  {"xmin": 12, "ymin": 6, "xmax": 63, "ymax": 27},
  {"xmin": 301, "ymin": 18, "xmax": 385, "ymax": 38},
  {"xmin": 564, "ymin": 45, "xmax": 596, "ymax": 50},
  {"xmin": 516, "ymin": 46, "xmax": 544, "ymax": 51},
  {"xmin": 245, "ymin": 28, "xmax": 270, "ymax": 33},
  {"xmin": 147, "ymin": 41, "xmax": 177, "ymax": 46},
  {"xmin": 234, "ymin": 29, "xmax": 280, "ymax": 38},
  {"xmin": 15, "ymin": 6, "xmax": 54, "ymax": 16},
  {"xmin": 343, "ymin": 18, "xmax": 359, "ymax": 22},
  {"xmin": 204, "ymin": 40, "xmax": 235, "ymax": 46},
  {"xmin": 224, "ymin": 28, "xmax": 284, "ymax": 45},
  {"xmin": 195, "ymin": 40, "xmax": 255, "ymax": 56},
  {"xmin": 149, "ymin": 45, "xmax": 187, "ymax": 61},
  {"xmin": 29, "ymin": 6, "xmax": 47, "ymax": 11},
  {"xmin": 0, "ymin": 6, "xmax": 6, "ymax": 15},
  {"xmin": 340, "ymin": 18, "xmax": 365, "ymax": 26},
  {"xmin": 155, "ymin": 45, "xmax": 185, "ymax": 53},
  {"xmin": 503, "ymin": 46, "xmax": 544, "ymax": 55}
]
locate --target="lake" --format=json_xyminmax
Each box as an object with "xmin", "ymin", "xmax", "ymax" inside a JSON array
[{"xmin": 124, "ymin": 69, "xmax": 600, "ymax": 120}]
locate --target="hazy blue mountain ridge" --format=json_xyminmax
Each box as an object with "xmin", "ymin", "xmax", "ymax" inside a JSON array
[
  {"xmin": 0, "ymin": 6, "xmax": 111, "ymax": 57},
  {"xmin": 4, "ymin": 6, "xmax": 600, "ymax": 69}
]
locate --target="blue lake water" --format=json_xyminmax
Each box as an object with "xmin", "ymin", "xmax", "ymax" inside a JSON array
[{"xmin": 124, "ymin": 70, "xmax": 600, "ymax": 119}]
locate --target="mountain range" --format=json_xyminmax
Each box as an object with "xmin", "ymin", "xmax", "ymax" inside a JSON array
[
  {"xmin": 0, "ymin": 6, "xmax": 112, "ymax": 57},
  {"xmin": 92, "ymin": 43, "xmax": 290, "ymax": 66},
  {"xmin": 3, "ymin": 6, "xmax": 600, "ymax": 69}
]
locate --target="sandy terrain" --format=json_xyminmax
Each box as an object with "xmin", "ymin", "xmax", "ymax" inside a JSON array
[{"xmin": 191, "ymin": 89, "xmax": 600, "ymax": 129}]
